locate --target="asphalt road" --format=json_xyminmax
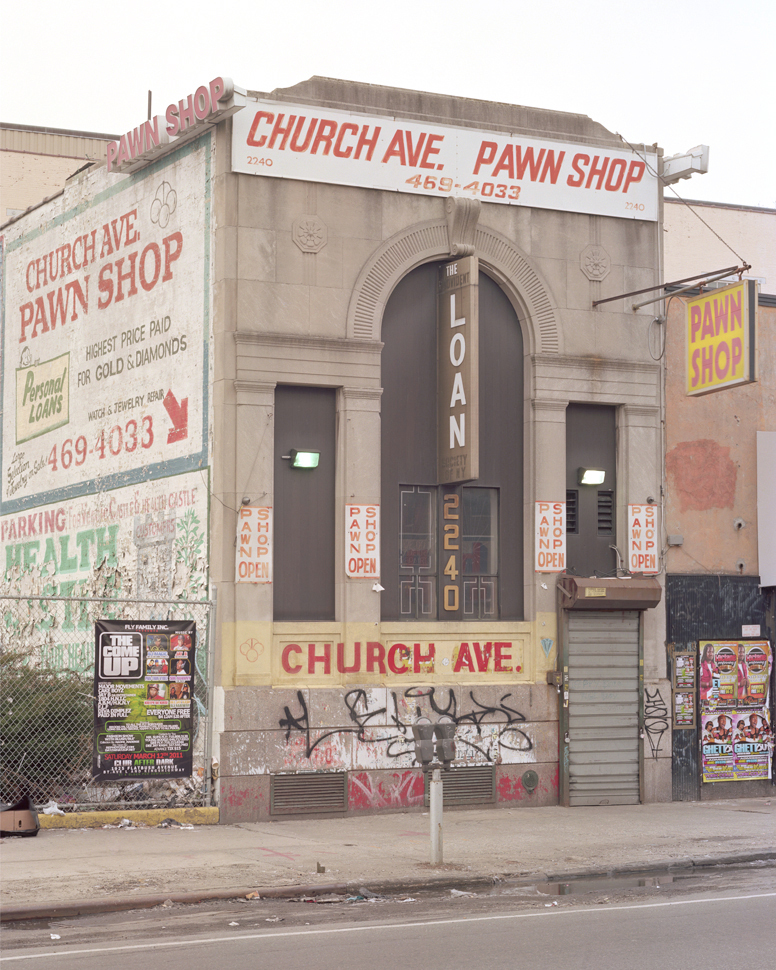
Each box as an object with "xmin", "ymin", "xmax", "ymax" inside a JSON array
[{"xmin": 2, "ymin": 864, "xmax": 775, "ymax": 968}]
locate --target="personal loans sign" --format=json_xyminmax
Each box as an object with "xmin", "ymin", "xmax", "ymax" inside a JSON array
[{"xmin": 233, "ymin": 100, "xmax": 658, "ymax": 221}]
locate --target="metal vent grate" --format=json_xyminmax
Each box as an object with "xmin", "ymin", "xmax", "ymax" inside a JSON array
[
  {"xmin": 566, "ymin": 490, "xmax": 578, "ymax": 533},
  {"xmin": 597, "ymin": 490, "xmax": 614, "ymax": 535},
  {"xmin": 424, "ymin": 766, "xmax": 496, "ymax": 806},
  {"xmin": 271, "ymin": 772, "xmax": 348, "ymax": 816}
]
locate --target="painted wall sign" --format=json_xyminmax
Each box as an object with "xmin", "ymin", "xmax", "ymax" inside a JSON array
[
  {"xmin": 275, "ymin": 637, "xmax": 524, "ymax": 685},
  {"xmin": 686, "ymin": 280, "xmax": 758, "ymax": 396},
  {"xmin": 93, "ymin": 619, "xmax": 196, "ymax": 780},
  {"xmin": 628, "ymin": 504, "xmax": 659, "ymax": 573},
  {"xmin": 235, "ymin": 506, "xmax": 272, "ymax": 583},
  {"xmin": 1, "ymin": 138, "xmax": 211, "ymax": 516},
  {"xmin": 437, "ymin": 258, "xmax": 479, "ymax": 483},
  {"xmin": 1, "ymin": 472, "xmax": 209, "ymax": 672},
  {"xmin": 535, "ymin": 501, "xmax": 566, "ymax": 572},
  {"xmin": 345, "ymin": 504, "xmax": 379, "ymax": 578},
  {"xmin": 232, "ymin": 100, "xmax": 659, "ymax": 221}
]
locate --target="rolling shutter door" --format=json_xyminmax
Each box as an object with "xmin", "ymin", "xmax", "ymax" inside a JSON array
[{"xmin": 568, "ymin": 610, "xmax": 640, "ymax": 806}]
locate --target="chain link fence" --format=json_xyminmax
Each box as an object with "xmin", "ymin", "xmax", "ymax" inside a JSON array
[{"xmin": 0, "ymin": 594, "xmax": 215, "ymax": 812}]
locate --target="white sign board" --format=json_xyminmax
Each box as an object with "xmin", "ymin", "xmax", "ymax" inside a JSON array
[
  {"xmin": 345, "ymin": 504, "xmax": 379, "ymax": 578},
  {"xmin": 628, "ymin": 504, "xmax": 659, "ymax": 573},
  {"xmin": 1, "ymin": 137, "xmax": 211, "ymax": 515},
  {"xmin": 235, "ymin": 506, "xmax": 273, "ymax": 583},
  {"xmin": 535, "ymin": 501, "xmax": 566, "ymax": 572},
  {"xmin": 232, "ymin": 100, "xmax": 658, "ymax": 221}
]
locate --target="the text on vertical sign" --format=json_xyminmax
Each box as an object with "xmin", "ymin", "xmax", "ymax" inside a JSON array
[
  {"xmin": 345, "ymin": 504, "xmax": 380, "ymax": 578},
  {"xmin": 535, "ymin": 501, "xmax": 565, "ymax": 572},
  {"xmin": 235, "ymin": 506, "xmax": 273, "ymax": 583}
]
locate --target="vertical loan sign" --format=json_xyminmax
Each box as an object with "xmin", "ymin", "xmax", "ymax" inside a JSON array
[{"xmin": 438, "ymin": 258, "xmax": 479, "ymax": 483}]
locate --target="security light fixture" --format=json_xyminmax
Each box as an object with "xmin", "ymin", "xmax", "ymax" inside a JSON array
[
  {"xmin": 578, "ymin": 467, "xmax": 605, "ymax": 485},
  {"xmin": 283, "ymin": 449, "xmax": 320, "ymax": 468}
]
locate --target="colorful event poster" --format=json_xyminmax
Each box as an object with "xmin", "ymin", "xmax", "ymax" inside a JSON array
[
  {"xmin": 674, "ymin": 690, "xmax": 695, "ymax": 728},
  {"xmin": 674, "ymin": 653, "xmax": 696, "ymax": 690},
  {"xmin": 732, "ymin": 709, "xmax": 772, "ymax": 781},
  {"xmin": 698, "ymin": 640, "xmax": 772, "ymax": 710},
  {"xmin": 699, "ymin": 640, "xmax": 773, "ymax": 782},
  {"xmin": 93, "ymin": 619, "xmax": 195, "ymax": 780},
  {"xmin": 701, "ymin": 712, "xmax": 735, "ymax": 781}
]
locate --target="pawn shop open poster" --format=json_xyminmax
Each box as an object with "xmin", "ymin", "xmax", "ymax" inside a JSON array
[{"xmin": 93, "ymin": 619, "xmax": 196, "ymax": 780}]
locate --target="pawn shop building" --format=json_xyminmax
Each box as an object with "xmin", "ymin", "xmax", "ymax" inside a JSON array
[{"xmin": 1, "ymin": 76, "xmax": 671, "ymax": 817}]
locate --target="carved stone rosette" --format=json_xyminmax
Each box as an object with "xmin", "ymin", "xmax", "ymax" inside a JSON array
[
  {"xmin": 292, "ymin": 215, "xmax": 328, "ymax": 253},
  {"xmin": 580, "ymin": 244, "xmax": 611, "ymax": 281}
]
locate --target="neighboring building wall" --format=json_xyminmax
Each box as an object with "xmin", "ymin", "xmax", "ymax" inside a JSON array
[
  {"xmin": 1, "ymin": 124, "xmax": 116, "ymax": 221},
  {"xmin": 209, "ymin": 78, "xmax": 668, "ymax": 819},
  {"xmin": 665, "ymin": 304, "xmax": 775, "ymax": 576},
  {"xmin": 664, "ymin": 201, "xmax": 776, "ymax": 799},
  {"xmin": 664, "ymin": 198, "xmax": 776, "ymax": 289}
]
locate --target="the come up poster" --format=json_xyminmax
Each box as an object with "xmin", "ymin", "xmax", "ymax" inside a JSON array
[{"xmin": 93, "ymin": 619, "xmax": 195, "ymax": 780}]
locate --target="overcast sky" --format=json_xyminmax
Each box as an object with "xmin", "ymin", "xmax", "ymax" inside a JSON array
[{"xmin": 3, "ymin": 0, "xmax": 774, "ymax": 209}]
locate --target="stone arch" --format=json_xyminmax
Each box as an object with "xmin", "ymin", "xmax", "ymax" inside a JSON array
[{"xmin": 346, "ymin": 219, "xmax": 560, "ymax": 355}]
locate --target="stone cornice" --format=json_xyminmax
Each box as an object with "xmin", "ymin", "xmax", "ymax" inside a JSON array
[{"xmin": 235, "ymin": 331, "xmax": 383, "ymax": 356}]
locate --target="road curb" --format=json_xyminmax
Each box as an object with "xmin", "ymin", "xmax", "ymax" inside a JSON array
[{"xmin": 3, "ymin": 850, "xmax": 775, "ymax": 923}]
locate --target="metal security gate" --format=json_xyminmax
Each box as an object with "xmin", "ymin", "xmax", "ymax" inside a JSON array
[{"xmin": 566, "ymin": 610, "xmax": 641, "ymax": 806}]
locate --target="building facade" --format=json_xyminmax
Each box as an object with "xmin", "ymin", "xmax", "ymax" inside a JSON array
[{"xmin": 2, "ymin": 77, "xmax": 676, "ymax": 818}]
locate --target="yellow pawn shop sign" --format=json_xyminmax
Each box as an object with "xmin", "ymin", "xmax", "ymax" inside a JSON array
[{"xmin": 686, "ymin": 280, "xmax": 757, "ymax": 395}]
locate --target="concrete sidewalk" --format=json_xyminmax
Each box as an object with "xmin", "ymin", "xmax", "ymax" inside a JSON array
[{"xmin": 1, "ymin": 798, "xmax": 774, "ymax": 921}]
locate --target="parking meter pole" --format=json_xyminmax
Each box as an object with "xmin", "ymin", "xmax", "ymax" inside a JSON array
[{"xmin": 429, "ymin": 766, "xmax": 443, "ymax": 864}]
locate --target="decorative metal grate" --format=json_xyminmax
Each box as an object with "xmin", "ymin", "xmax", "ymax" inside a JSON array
[
  {"xmin": 424, "ymin": 765, "xmax": 496, "ymax": 806},
  {"xmin": 270, "ymin": 772, "xmax": 348, "ymax": 816}
]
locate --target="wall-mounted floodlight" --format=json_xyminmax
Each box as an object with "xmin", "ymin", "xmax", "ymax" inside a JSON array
[
  {"xmin": 282, "ymin": 449, "xmax": 320, "ymax": 468},
  {"xmin": 578, "ymin": 468, "xmax": 605, "ymax": 485}
]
